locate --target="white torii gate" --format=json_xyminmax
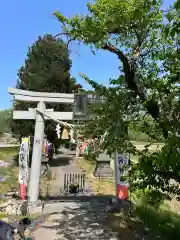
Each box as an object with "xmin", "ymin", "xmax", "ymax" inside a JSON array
[
  {"xmin": 8, "ymin": 87, "xmax": 77, "ymax": 203},
  {"xmin": 8, "ymin": 87, "xmax": 104, "ymax": 204}
]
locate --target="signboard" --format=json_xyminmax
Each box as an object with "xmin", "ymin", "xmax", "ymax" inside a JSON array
[
  {"xmin": 116, "ymin": 153, "xmax": 129, "ymax": 184},
  {"xmin": 116, "ymin": 153, "xmax": 129, "ymax": 199},
  {"xmin": 18, "ymin": 137, "xmax": 30, "ymax": 186}
]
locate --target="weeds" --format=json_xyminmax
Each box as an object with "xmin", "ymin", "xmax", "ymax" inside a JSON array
[{"xmin": 77, "ymin": 156, "xmax": 180, "ymax": 239}]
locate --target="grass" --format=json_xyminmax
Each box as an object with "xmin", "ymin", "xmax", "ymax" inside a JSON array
[
  {"xmin": 76, "ymin": 157, "xmax": 115, "ymax": 195},
  {"xmin": 39, "ymin": 167, "xmax": 56, "ymax": 199},
  {"xmin": 104, "ymin": 205, "xmax": 180, "ymax": 239},
  {"xmin": 0, "ymin": 212, "xmax": 42, "ymax": 221},
  {"xmin": 134, "ymin": 203, "xmax": 180, "ymax": 239},
  {"xmin": 0, "ymin": 146, "xmax": 56, "ymax": 200},
  {"xmin": 0, "ymin": 147, "xmax": 19, "ymax": 161},
  {"xmin": 104, "ymin": 212, "xmax": 154, "ymax": 239},
  {"xmin": 130, "ymin": 141, "xmax": 163, "ymax": 163},
  {"xmin": 0, "ymin": 212, "xmax": 7, "ymax": 219},
  {"xmin": 131, "ymin": 141, "xmax": 163, "ymax": 147},
  {"xmin": 0, "ymin": 147, "xmax": 19, "ymax": 200},
  {"xmin": 77, "ymin": 155, "xmax": 180, "ymax": 239}
]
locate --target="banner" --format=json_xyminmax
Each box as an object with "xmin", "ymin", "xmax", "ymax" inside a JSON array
[
  {"xmin": 18, "ymin": 137, "xmax": 30, "ymax": 186},
  {"xmin": 69, "ymin": 128, "xmax": 75, "ymax": 143},
  {"xmin": 43, "ymin": 138, "xmax": 49, "ymax": 158},
  {"xmin": 80, "ymin": 141, "xmax": 89, "ymax": 154},
  {"xmin": 61, "ymin": 128, "xmax": 69, "ymax": 139},
  {"xmin": 116, "ymin": 153, "xmax": 129, "ymax": 199}
]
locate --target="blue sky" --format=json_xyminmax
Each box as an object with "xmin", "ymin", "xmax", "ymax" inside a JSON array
[{"xmin": 0, "ymin": 0, "xmax": 172, "ymax": 109}]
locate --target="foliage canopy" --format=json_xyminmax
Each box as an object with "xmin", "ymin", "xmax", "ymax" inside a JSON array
[{"xmin": 54, "ymin": 0, "xmax": 180, "ymax": 199}]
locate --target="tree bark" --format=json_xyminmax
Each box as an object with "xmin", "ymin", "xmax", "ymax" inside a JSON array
[{"xmin": 103, "ymin": 43, "xmax": 168, "ymax": 138}]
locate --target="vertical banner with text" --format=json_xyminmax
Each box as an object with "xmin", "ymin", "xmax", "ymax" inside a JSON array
[
  {"xmin": 116, "ymin": 153, "xmax": 129, "ymax": 200},
  {"xmin": 18, "ymin": 137, "xmax": 30, "ymax": 200}
]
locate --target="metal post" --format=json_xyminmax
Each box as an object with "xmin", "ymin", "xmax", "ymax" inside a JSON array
[
  {"xmin": 114, "ymin": 150, "xmax": 118, "ymax": 199},
  {"xmin": 28, "ymin": 101, "xmax": 46, "ymax": 203},
  {"xmin": 76, "ymin": 120, "xmax": 80, "ymax": 157},
  {"xmin": 76, "ymin": 87, "xmax": 80, "ymax": 158}
]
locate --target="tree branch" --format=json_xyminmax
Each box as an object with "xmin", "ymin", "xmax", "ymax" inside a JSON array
[
  {"xmin": 53, "ymin": 32, "xmax": 76, "ymax": 49},
  {"xmin": 102, "ymin": 43, "xmax": 139, "ymax": 95},
  {"xmin": 102, "ymin": 42, "xmax": 168, "ymax": 137},
  {"xmin": 103, "ymin": 43, "xmax": 128, "ymax": 64},
  {"xmin": 154, "ymin": 169, "xmax": 180, "ymax": 185}
]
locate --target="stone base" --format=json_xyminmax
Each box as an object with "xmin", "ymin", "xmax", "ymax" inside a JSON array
[
  {"xmin": 0, "ymin": 199, "xmax": 28, "ymax": 216},
  {"xmin": 0, "ymin": 199, "xmax": 45, "ymax": 216},
  {"xmin": 27, "ymin": 199, "xmax": 42, "ymax": 207},
  {"xmin": 93, "ymin": 161, "xmax": 114, "ymax": 179},
  {"xmin": 27, "ymin": 200, "xmax": 43, "ymax": 214}
]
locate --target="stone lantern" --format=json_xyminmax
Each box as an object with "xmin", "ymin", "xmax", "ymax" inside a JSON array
[{"xmin": 93, "ymin": 152, "xmax": 114, "ymax": 179}]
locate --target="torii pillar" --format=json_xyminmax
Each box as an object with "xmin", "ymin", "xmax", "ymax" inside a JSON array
[{"xmin": 28, "ymin": 101, "xmax": 45, "ymax": 203}]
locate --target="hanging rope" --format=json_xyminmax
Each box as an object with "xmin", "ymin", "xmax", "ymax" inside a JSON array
[{"xmin": 35, "ymin": 108, "xmax": 74, "ymax": 129}]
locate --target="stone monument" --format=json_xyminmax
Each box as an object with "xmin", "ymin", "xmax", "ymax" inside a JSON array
[{"xmin": 93, "ymin": 152, "xmax": 114, "ymax": 179}]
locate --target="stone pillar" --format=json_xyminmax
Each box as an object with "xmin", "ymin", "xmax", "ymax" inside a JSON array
[{"xmin": 28, "ymin": 101, "xmax": 45, "ymax": 203}]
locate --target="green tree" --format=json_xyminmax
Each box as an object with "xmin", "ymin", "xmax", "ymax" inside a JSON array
[
  {"xmin": 54, "ymin": 0, "xmax": 180, "ymax": 200},
  {"xmin": 54, "ymin": 0, "xmax": 169, "ymax": 136},
  {"xmin": 12, "ymin": 34, "xmax": 80, "ymax": 144},
  {"xmin": 0, "ymin": 109, "xmax": 12, "ymax": 134}
]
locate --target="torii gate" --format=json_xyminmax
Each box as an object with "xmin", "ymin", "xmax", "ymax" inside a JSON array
[
  {"xmin": 8, "ymin": 87, "xmax": 79, "ymax": 203},
  {"xmin": 8, "ymin": 87, "xmax": 104, "ymax": 203}
]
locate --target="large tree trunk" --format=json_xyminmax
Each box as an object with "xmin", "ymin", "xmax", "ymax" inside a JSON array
[{"xmin": 103, "ymin": 43, "xmax": 168, "ymax": 138}]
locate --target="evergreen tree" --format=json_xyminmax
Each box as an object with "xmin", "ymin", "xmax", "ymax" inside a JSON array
[{"xmin": 12, "ymin": 34, "xmax": 80, "ymax": 144}]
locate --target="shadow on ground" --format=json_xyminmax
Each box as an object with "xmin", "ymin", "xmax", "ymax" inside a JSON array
[
  {"xmin": 40, "ymin": 196, "xmax": 155, "ymax": 240},
  {"xmin": 39, "ymin": 193, "xmax": 180, "ymax": 239},
  {"xmin": 46, "ymin": 194, "xmax": 113, "ymax": 202},
  {"xmin": 48, "ymin": 156, "xmax": 71, "ymax": 167},
  {"xmin": 13, "ymin": 149, "xmax": 74, "ymax": 167},
  {"xmin": 13, "ymin": 154, "xmax": 72, "ymax": 168}
]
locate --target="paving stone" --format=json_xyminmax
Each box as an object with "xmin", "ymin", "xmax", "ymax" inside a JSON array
[{"xmin": 34, "ymin": 199, "xmax": 118, "ymax": 240}]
